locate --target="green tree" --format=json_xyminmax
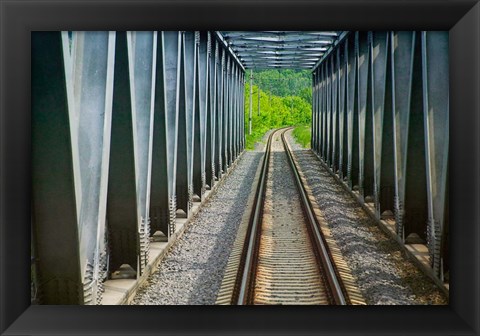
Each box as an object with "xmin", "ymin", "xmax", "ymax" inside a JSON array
[{"xmin": 244, "ymin": 69, "xmax": 313, "ymax": 149}]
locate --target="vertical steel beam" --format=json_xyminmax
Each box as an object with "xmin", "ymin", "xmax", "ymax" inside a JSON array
[
  {"xmin": 330, "ymin": 53, "xmax": 338, "ymax": 173},
  {"xmin": 32, "ymin": 32, "xmax": 83, "ymax": 304},
  {"xmin": 326, "ymin": 59, "xmax": 332, "ymax": 163},
  {"xmin": 238, "ymin": 68, "xmax": 243, "ymax": 156},
  {"xmin": 311, "ymin": 72, "xmax": 317, "ymax": 153},
  {"xmin": 206, "ymin": 32, "xmax": 216, "ymax": 188},
  {"xmin": 377, "ymin": 33, "xmax": 396, "ymax": 218},
  {"xmin": 321, "ymin": 63, "xmax": 327, "ymax": 159},
  {"xmin": 33, "ymin": 31, "xmax": 115, "ymax": 304},
  {"xmin": 194, "ymin": 31, "xmax": 208, "ymax": 199},
  {"xmin": 370, "ymin": 31, "xmax": 390, "ymax": 217},
  {"xmin": 320, "ymin": 64, "xmax": 325, "ymax": 157},
  {"xmin": 357, "ymin": 31, "xmax": 372, "ymax": 200},
  {"xmin": 216, "ymin": 48, "xmax": 225, "ymax": 178},
  {"xmin": 333, "ymin": 49, "xmax": 341, "ymax": 172},
  {"xmin": 239, "ymin": 70, "xmax": 244, "ymax": 154},
  {"xmin": 315, "ymin": 72, "xmax": 323, "ymax": 155},
  {"xmin": 349, "ymin": 34, "xmax": 360, "ymax": 190},
  {"xmin": 404, "ymin": 33, "xmax": 429, "ymax": 242},
  {"xmin": 317, "ymin": 67, "xmax": 323, "ymax": 156},
  {"xmin": 238, "ymin": 70, "xmax": 242, "ymax": 154},
  {"xmin": 107, "ymin": 32, "xmax": 140, "ymax": 278},
  {"xmin": 126, "ymin": 31, "xmax": 156, "ymax": 276},
  {"xmin": 150, "ymin": 31, "xmax": 181, "ymax": 238},
  {"xmin": 391, "ymin": 31, "xmax": 415, "ymax": 240},
  {"xmin": 314, "ymin": 70, "xmax": 316, "ymax": 153},
  {"xmin": 231, "ymin": 60, "xmax": 236, "ymax": 164},
  {"xmin": 421, "ymin": 31, "xmax": 449, "ymax": 276},
  {"xmin": 338, "ymin": 44, "xmax": 348, "ymax": 180},
  {"xmin": 364, "ymin": 33, "xmax": 375, "ymax": 202},
  {"xmin": 257, "ymin": 80, "xmax": 261, "ymax": 117},
  {"xmin": 222, "ymin": 56, "xmax": 230, "ymax": 172},
  {"xmin": 330, "ymin": 56, "xmax": 336, "ymax": 167},
  {"xmin": 241, "ymin": 72, "xmax": 246, "ymax": 150},
  {"xmin": 394, "ymin": 32, "xmax": 429, "ymax": 243},
  {"xmin": 317, "ymin": 67, "xmax": 322, "ymax": 156},
  {"xmin": 227, "ymin": 58, "xmax": 234, "ymax": 166},
  {"xmin": 243, "ymin": 72, "xmax": 246, "ymax": 149},
  {"xmin": 176, "ymin": 31, "xmax": 197, "ymax": 214},
  {"xmin": 240, "ymin": 71, "xmax": 244, "ymax": 152},
  {"xmin": 232, "ymin": 64, "xmax": 238, "ymax": 161},
  {"xmin": 238, "ymin": 70, "xmax": 242, "ymax": 152},
  {"xmin": 314, "ymin": 70, "xmax": 319, "ymax": 154},
  {"xmin": 71, "ymin": 31, "xmax": 115, "ymax": 304},
  {"xmin": 249, "ymin": 69, "xmax": 253, "ymax": 135},
  {"xmin": 441, "ymin": 163, "xmax": 449, "ymax": 279}
]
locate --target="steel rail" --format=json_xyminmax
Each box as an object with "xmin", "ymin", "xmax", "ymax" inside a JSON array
[
  {"xmin": 280, "ymin": 129, "xmax": 348, "ymax": 305},
  {"xmin": 234, "ymin": 129, "xmax": 278, "ymax": 305},
  {"xmin": 234, "ymin": 127, "xmax": 348, "ymax": 305}
]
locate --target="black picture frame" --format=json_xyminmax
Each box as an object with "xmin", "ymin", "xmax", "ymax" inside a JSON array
[{"xmin": 1, "ymin": 1, "xmax": 479, "ymax": 335}]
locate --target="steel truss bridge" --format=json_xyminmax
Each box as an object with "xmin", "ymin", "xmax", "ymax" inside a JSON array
[{"xmin": 31, "ymin": 30, "xmax": 448, "ymax": 304}]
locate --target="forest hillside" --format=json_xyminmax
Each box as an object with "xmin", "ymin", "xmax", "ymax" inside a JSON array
[{"xmin": 244, "ymin": 69, "xmax": 312, "ymax": 149}]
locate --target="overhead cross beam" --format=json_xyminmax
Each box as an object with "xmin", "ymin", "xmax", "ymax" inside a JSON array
[{"xmin": 221, "ymin": 31, "xmax": 344, "ymax": 69}]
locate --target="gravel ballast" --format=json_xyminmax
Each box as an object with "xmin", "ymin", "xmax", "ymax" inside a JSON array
[
  {"xmin": 286, "ymin": 129, "xmax": 447, "ymax": 305},
  {"xmin": 130, "ymin": 151, "xmax": 263, "ymax": 305}
]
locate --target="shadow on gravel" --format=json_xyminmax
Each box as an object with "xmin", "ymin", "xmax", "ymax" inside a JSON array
[{"xmin": 185, "ymin": 152, "xmax": 263, "ymax": 305}]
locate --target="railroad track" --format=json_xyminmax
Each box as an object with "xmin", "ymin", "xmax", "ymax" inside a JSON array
[{"xmin": 216, "ymin": 128, "xmax": 365, "ymax": 305}]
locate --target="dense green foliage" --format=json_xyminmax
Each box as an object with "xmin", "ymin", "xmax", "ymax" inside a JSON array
[
  {"xmin": 244, "ymin": 70, "xmax": 312, "ymax": 150},
  {"xmin": 253, "ymin": 69, "xmax": 312, "ymax": 101},
  {"xmin": 292, "ymin": 125, "xmax": 311, "ymax": 148}
]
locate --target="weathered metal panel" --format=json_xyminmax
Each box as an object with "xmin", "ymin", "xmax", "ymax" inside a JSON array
[
  {"xmin": 222, "ymin": 56, "xmax": 230, "ymax": 171},
  {"xmin": 391, "ymin": 31, "xmax": 414, "ymax": 239},
  {"xmin": 206, "ymin": 32, "xmax": 216, "ymax": 188},
  {"xmin": 331, "ymin": 52, "xmax": 338, "ymax": 171},
  {"xmin": 378, "ymin": 37, "xmax": 396, "ymax": 219},
  {"xmin": 318, "ymin": 67, "xmax": 323, "ymax": 156},
  {"xmin": 348, "ymin": 35, "xmax": 360, "ymax": 190},
  {"xmin": 421, "ymin": 31, "xmax": 449, "ymax": 275},
  {"xmin": 32, "ymin": 32, "xmax": 83, "ymax": 304},
  {"xmin": 127, "ymin": 31, "xmax": 156, "ymax": 277},
  {"xmin": 194, "ymin": 31, "xmax": 208, "ymax": 199},
  {"xmin": 33, "ymin": 31, "xmax": 115, "ymax": 304},
  {"xmin": 364, "ymin": 33, "xmax": 375, "ymax": 202},
  {"xmin": 357, "ymin": 31, "xmax": 372, "ymax": 200},
  {"xmin": 311, "ymin": 71, "xmax": 317, "ymax": 152},
  {"xmin": 227, "ymin": 58, "xmax": 233, "ymax": 166},
  {"xmin": 151, "ymin": 31, "xmax": 181, "ymax": 238},
  {"xmin": 176, "ymin": 31, "xmax": 197, "ymax": 214},
  {"xmin": 321, "ymin": 63, "xmax": 327, "ymax": 159},
  {"xmin": 216, "ymin": 48, "xmax": 225, "ymax": 178},
  {"xmin": 334, "ymin": 49, "xmax": 342, "ymax": 172},
  {"xmin": 326, "ymin": 60, "xmax": 332, "ymax": 163},
  {"xmin": 338, "ymin": 45, "xmax": 348, "ymax": 180},
  {"xmin": 107, "ymin": 32, "xmax": 140, "ymax": 277},
  {"xmin": 397, "ymin": 32, "xmax": 429, "ymax": 242},
  {"xmin": 237, "ymin": 69, "xmax": 242, "ymax": 156},
  {"xmin": 71, "ymin": 31, "xmax": 116, "ymax": 304},
  {"xmin": 232, "ymin": 64, "xmax": 238, "ymax": 161},
  {"xmin": 404, "ymin": 35, "xmax": 429, "ymax": 242},
  {"xmin": 241, "ymin": 72, "xmax": 246, "ymax": 151},
  {"xmin": 370, "ymin": 31, "xmax": 390, "ymax": 216}
]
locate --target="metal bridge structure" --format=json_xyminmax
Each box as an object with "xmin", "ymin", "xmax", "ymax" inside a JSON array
[
  {"xmin": 31, "ymin": 30, "xmax": 448, "ymax": 305},
  {"xmin": 310, "ymin": 32, "xmax": 449, "ymax": 280}
]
